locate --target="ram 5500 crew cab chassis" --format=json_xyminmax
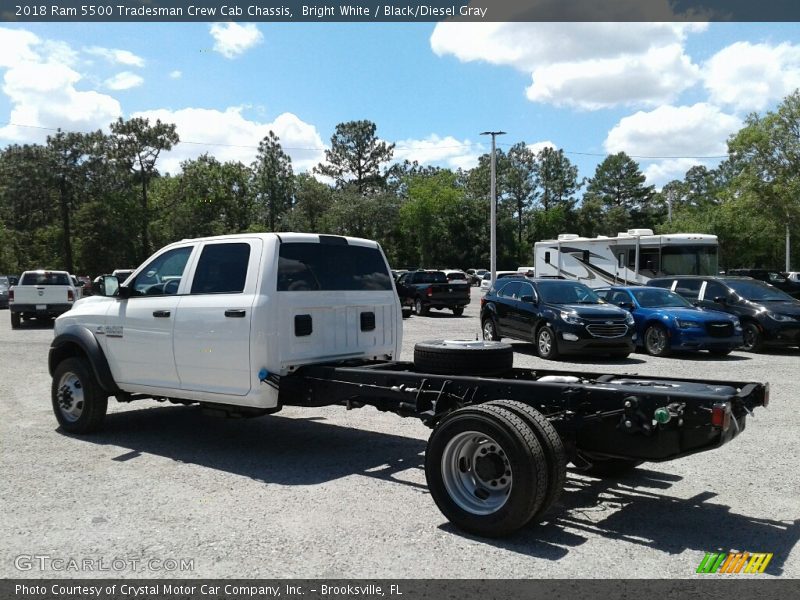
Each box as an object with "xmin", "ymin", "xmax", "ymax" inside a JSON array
[{"xmin": 49, "ymin": 233, "xmax": 768, "ymax": 537}]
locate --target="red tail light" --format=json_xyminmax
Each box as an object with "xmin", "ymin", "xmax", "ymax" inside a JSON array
[
  {"xmin": 8, "ymin": 289, "xmax": 13, "ymax": 302},
  {"xmin": 480, "ymin": 297, "xmax": 486, "ymax": 308},
  {"xmin": 426, "ymin": 286, "xmax": 433, "ymax": 297},
  {"xmin": 711, "ymin": 403, "xmax": 731, "ymax": 431},
  {"xmin": 67, "ymin": 289, "xmax": 75, "ymax": 302}
]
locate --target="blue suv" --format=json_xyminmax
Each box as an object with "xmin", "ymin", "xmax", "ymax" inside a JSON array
[
  {"xmin": 596, "ymin": 286, "xmax": 742, "ymax": 357},
  {"xmin": 480, "ymin": 278, "xmax": 635, "ymax": 360}
]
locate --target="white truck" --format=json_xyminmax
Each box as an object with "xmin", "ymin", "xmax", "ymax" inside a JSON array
[
  {"xmin": 49, "ymin": 232, "xmax": 768, "ymax": 537},
  {"xmin": 10, "ymin": 270, "xmax": 76, "ymax": 329}
]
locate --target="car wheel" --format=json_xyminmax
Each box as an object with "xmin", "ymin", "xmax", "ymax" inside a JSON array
[
  {"xmin": 413, "ymin": 340, "xmax": 513, "ymax": 376},
  {"xmin": 482, "ymin": 318, "xmax": 501, "ymax": 341},
  {"xmin": 452, "ymin": 306, "xmax": 464, "ymax": 316},
  {"xmin": 643, "ymin": 324, "xmax": 671, "ymax": 357},
  {"xmin": 401, "ymin": 308, "xmax": 412, "ymax": 319},
  {"xmin": 536, "ymin": 325, "xmax": 560, "ymax": 360},
  {"xmin": 741, "ymin": 322, "xmax": 763, "ymax": 352},
  {"xmin": 425, "ymin": 405, "xmax": 548, "ymax": 537},
  {"xmin": 51, "ymin": 357, "xmax": 108, "ymax": 434},
  {"xmin": 414, "ymin": 297, "xmax": 428, "ymax": 316},
  {"xmin": 10, "ymin": 312, "xmax": 20, "ymax": 329}
]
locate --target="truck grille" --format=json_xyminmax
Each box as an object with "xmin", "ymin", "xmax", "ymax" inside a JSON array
[
  {"xmin": 586, "ymin": 323, "xmax": 628, "ymax": 338},
  {"xmin": 705, "ymin": 321, "xmax": 734, "ymax": 338}
]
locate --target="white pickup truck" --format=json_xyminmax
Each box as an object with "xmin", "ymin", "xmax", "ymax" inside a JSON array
[
  {"xmin": 49, "ymin": 232, "xmax": 768, "ymax": 537},
  {"xmin": 10, "ymin": 270, "xmax": 76, "ymax": 328}
]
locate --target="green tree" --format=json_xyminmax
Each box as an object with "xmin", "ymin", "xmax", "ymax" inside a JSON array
[
  {"xmin": 251, "ymin": 131, "xmax": 294, "ymax": 231},
  {"xmin": 533, "ymin": 147, "xmax": 581, "ymax": 212},
  {"xmin": 503, "ymin": 142, "xmax": 536, "ymax": 261},
  {"xmin": 110, "ymin": 116, "xmax": 179, "ymax": 261},
  {"xmin": 584, "ymin": 152, "xmax": 655, "ymax": 233},
  {"xmin": 283, "ymin": 173, "xmax": 333, "ymax": 232},
  {"xmin": 316, "ymin": 120, "xmax": 395, "ymax": 193}
]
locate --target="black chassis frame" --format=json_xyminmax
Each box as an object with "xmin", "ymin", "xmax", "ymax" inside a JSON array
[{"xmin": 279, "ymin": 361, "xmax": 768, "ymax": 464}]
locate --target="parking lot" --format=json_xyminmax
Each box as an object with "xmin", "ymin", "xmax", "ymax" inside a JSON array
[{"xmin": 1, "ymin": 301, "xmax": 798, "ymax": 579}]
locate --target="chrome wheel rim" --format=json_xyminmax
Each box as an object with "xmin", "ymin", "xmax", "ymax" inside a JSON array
[
  {"xmin": 56, "ymin": 372, "xmax": 85, "ymax": 422},
  {"xmin": 441, "ymin": 431, "xmax": 512, "ymax": 515},
  {"xmin": 645, "ymin": 327, "xmax": 667, "ymax": 355},
  {"xmin": 415, "ymin": 299, "xmax": 422, "ymax": 314},
  {"xmin": 482, "ymin": 320, "xmax": 495, "ymax": 340},
  {"xmin": 743, "ymin": 326, "xmax": 757, "ymax": 350},
  {"xmin": 538, "ymin": 329, "xmax": 552, "ymax": 355}
]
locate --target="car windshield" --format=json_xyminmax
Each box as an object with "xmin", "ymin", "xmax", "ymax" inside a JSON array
[
  {"xmin": 447, "ymin": 272, "xmax": 467, "ymax": 281},
  {"xmin": 537, "ymin": 281, "xmax": 602, "ymax": 304},
  {"xmin": 726, "ymin": 279, "xmax": 795, "ymax": 302},
  {"xmin": 0, "ymin": 276, "xmax": 8, "ymax": 287},
  {"xmin": 632, "ymin": 288, "xmax": 692, "ymax": 308}
]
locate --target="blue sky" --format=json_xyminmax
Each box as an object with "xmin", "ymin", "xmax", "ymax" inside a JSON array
[{"xmin": 1, "ymin": 21, "xmax": 800, "ymax": 187}]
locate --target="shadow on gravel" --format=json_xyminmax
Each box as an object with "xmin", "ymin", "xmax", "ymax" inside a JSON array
[
  {"xmin": 414, "ymin": 311, "xmax": 465, "ymax": 318},
  {"xmin": 448, "ymin": 467, "xmax": 799, "ymax": 574},
  {"xmin": 65, "ymin": 405, "xmax": 427, "ymax": 489},
  {"xmin": 510, "ymin": 343, "xmax": 647, "ymax": 365}
]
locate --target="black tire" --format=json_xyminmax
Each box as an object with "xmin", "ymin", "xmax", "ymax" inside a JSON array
[
  {"xmin": 742, "ymin": 322, "xmax": 763, "ymax": 352},
  {"xmin": 583, "ymin": 456, "xmax": 643, "ymax": 478},
  {"xmin": 10, "ymin": 312, "xmax": 20, "ymax": 329},
  {"xmin": 486, "ymin": 400, "xmax": 566, "ymax": 522},
  {"xmin": 51, "ymin": 357, "xmax": 108, "ymax": 434},
  {"xmin": 709, "ymin": 348, "xmax": 732, "ymax": 356},
  {"xmin": 481, "ymin": 317, "xmax": 501, "ymax": 341},
  {"xmin": 401, "ymin": 308, "xmax": 412, "ymax": 319},
  {"xmin": 452, "ymin": 306, "xmax": 464, "ymax": 316},
  {"xmin": 414, "ymin": 340, "xmax": 513, "ymax": 376},
  {"xmin": 643, "ymin": 323, "xmax": 671, "ymax": 357},
  {"xmin": 536, "ymin": 325, "xmax": 560, "ymax": 360},
  {"xmin": 414, "ymin": 297, "xmax": 428, "ymax": 316},
  {"xmin": 425, "ymin": 405, "xmax": 548, "ymax": 537}
]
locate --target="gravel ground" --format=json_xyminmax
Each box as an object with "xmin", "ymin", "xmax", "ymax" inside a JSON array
[{"xmin": 0, "ymin": 301, "xmax": 797, "ymax": 579}]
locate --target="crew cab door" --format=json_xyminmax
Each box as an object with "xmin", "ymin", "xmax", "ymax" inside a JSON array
[
  {"xmin": 173, "ymin": 240, "xmax": 261, "ymax": 396},
  {"xmin": 103, "ymin": 244, "xmax": 195, "ymax": 389}
]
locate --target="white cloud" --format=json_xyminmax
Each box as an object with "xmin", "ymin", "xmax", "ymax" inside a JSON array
[
  {"xmin": 169, "ymin": 70, "xmax": 182, "ymax": 79},
  {"xmin": 604, "ymin": 103, "xmax": 741, "ymax": 185},
  {"xmin": 209, "ymin": 23, "xmax": 263, "ymax": 59},
  {"xmin": 431, "ymin": 22, "xmax": 706, "ymax": 110},
  {"xmin": 132, "ymin": 106, "xmax": 325, "ymax": 175},
  {"xmin": 393, "ymin": 134, "xmax": 484, "ymax": 170},
  {"xmin": 85, "ymin": 46, "xmax": 145, "ymax": 67},
  {"xmin": 527, "ymin": 140, "xmax": 556, "ymax": 154},
  {"xmin": 703, "ymin": 41, "xmax": 800, "ymax": 112},
  {"xmin": 0, "ymin": 32, "xmax": 121, "ymax": 143},
  {"xmin": 105, "ymin": 71, "xmax": 144, "ymax": 90}
]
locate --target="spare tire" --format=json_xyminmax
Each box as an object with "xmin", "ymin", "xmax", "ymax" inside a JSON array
[{"xmin": 414, "ymin": 340, "xmax": 513, "ymax": 376}]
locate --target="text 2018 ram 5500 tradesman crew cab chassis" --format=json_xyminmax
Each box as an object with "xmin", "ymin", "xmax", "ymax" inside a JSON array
[{"xmin": 49, "ymin": 233, "xmax": 768, "ymax": 537}]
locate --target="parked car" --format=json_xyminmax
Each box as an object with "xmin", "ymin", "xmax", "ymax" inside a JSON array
[
  {"xmin": 785, "ymin": 271, "xmax": 800, "ymax": 284},
  {"xmin": 0, "ymin": 275, "xmax": 11, "ymax": 309},
  {"xmin": 9, "ymin": 270, "xmax": 76, "ymax": 328},
  {"xmin": 479, "ymin": 270, "xmax": 518, "ymax": 293},
  {"xmin": 480, "ymin": 278, "xmax": 635, "ymax": 359},
  {"xmin": 443, "ymin": 269, "xmax": 470, "ymax": 284},
  {"xmin": 76, "ymin": 275, "xmax": 93, "ymax": 297},
  {"xmin": 648, "ymin": 276, "xmax": 800, "ymax": 352},
  {"xmin": 395, "ymin": 269, "xmax": 471, "ymax": 316},
  {"xmin": 596, "ymin": 286, "xmax": 742, "ymax": 357},
  {"xmin": 728, "ymin": 268, "xmax": 800, "ymax": 299},
  {"xmin": 465, "ymin": 268, "xmax": 487, "ymax": 286}
]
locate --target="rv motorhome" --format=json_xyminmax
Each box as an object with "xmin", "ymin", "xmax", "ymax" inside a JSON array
[{"xmin": 534, "ymin": 229, "xmax": 718, "ymax": 288}]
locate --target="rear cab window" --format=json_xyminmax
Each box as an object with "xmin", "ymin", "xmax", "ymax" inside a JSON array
[
  {"xmin": 277, "ymin": 242, "xmax": 392, "ymax": 291},
  {"xmin": 20, "ymin": 272, "xmax": 70, "ymax": 286}
]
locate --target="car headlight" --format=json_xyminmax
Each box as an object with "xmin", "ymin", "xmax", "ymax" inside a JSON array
[
  {"xmin": 560, "ymin": 310, "xmax": 583, "ymax": 325},
  {"xmin": 767, "ymin": 312, "xmax": 797, "ymax": 322},
  {"xmin": 731, "ymin": 317, "xmax": 741, "ymax": 328},
  {"xmin": 676, "ymin": 319, "xmax": 698, "ymax": 329},
  {"xmin": 625, "ymin": 313, "xmax": 635, "ymax": 326}
]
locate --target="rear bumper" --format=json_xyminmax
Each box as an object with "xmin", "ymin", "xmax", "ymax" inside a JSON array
[{"xmin": 10, "ymin": 303, "xmax": 72, "ymax": 317}]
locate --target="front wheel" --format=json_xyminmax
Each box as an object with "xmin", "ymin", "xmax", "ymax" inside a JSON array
[
  {"xmin": 51, "ymin": 357, "xmax": 108, "ymax": 434},
  {"xmin": 742, "ymin": 322, "xmax": 763, "ymax": 352},
  {"xmin": 644, "ymin": 324, "xmax": 671, "ymax": 357},
  {"xmin": 482, "ymin": 318, "xmax": 500, "ymax": 341},
  {"xmin": 426, "ymin": 405, "xmax": 548, "ymax": 537},
  {"xmin": 536, "ymin": 325, "xmax": 560, "ymax": 360}
]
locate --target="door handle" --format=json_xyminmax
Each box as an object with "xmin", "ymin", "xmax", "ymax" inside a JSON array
[
  {"xmin": 152, "ymin": 310, "xmax": 171, "ymax": 318},
  {"xmin": 224, "ymin": 309, "xmax": 246, "ymax": 318}
]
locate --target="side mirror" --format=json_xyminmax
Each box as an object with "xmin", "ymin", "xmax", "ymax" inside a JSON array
[
  {"xmin": 713, "ymin": 296, "xmax": 727, "ymax": 304},
  {"xmin": 520, "ymin": 295, "xmax": 535, "ymax": 303},
  {"xmin": 99, "ymin": 275, "xmax": 121, "ymax": 297},
  {"xmin": 619, "ymin": 301, "xmax": 634, "ymax": 310}
]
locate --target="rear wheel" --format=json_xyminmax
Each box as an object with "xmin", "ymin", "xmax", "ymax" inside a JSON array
[
  {"xmin": 452, "ymin": 306, "xmax": 464, "ymax": 316},
  {"xmin": 536, "ymin": 325, "xmax": 560, "ymax": 360},
  {"xmin": 486, "ymin": 400, "xmax": 566, "ymax": 522},
  {"xmin": 644, "ymin": 323, "xmax": 671, "ymax": 357},
  {"xmin": 51, "ymin": 357, "xmax": 108, "ymax": 434},
  {"xmin": 414, "ymin": 297, "xmax": 428, "ymax": 316},
  {"xmin": 741, "ymin": 322, "xmax": 763, "ymax": 352},
  {"xmin": 414, "ymin": 340, "xmax": 513, "ymax": 376},
  {"xmin": 10, "ymin": 312, "xmax": 20, "ymax": 329},
  {"xmin": 426, "ymin": 405, "xmax": 548, "ymax": 537}
]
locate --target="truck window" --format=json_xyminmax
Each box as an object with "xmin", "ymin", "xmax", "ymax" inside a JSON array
[
  {"xmin": 277, "ymin": 242, "xmax": 392, "ymax": 291},
  {"xmin": 20, "ymin": 272, "xmax": 70, "ymax": 286},
  {"xmin": 130, "ymin": 247, "xmax": 192, "ymax": 296},
  {"xmin": 674, "ymin": 279, "xmax": 703, "ymax": 300},
  {"xmin": 191, "ymin": 243, "xmax": 250, "ymax": 294}
]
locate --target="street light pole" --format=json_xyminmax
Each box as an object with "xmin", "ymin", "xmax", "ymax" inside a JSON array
[{"xmin": 480, "ymin": 130, "xmax": 506, "ymax": 287}]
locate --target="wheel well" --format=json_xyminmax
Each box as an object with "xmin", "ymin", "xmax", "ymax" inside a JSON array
[{"xmin": 49, "ymin": 342, "xmax": 89, "ymax": 376}]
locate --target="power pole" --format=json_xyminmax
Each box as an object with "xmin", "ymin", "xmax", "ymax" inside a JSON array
[{"xmin": 480, "ymin": 130, "xmax": 506, "ymax": 287}]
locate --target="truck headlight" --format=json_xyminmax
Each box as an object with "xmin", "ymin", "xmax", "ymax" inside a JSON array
[
  {"xmin": 676, "ymin": 319, "xmax": 698, "ymax": 329},
  {"xmin": 560, "ymin": 310, "xmax": 582, "ymax": 325},
  {"xmin": 732, "ymin": 317, "xmax": 741, "ymax": 329},
  {"xmin": 625, "ymin": 313, "xmax": 635, "ymax": 326}
]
